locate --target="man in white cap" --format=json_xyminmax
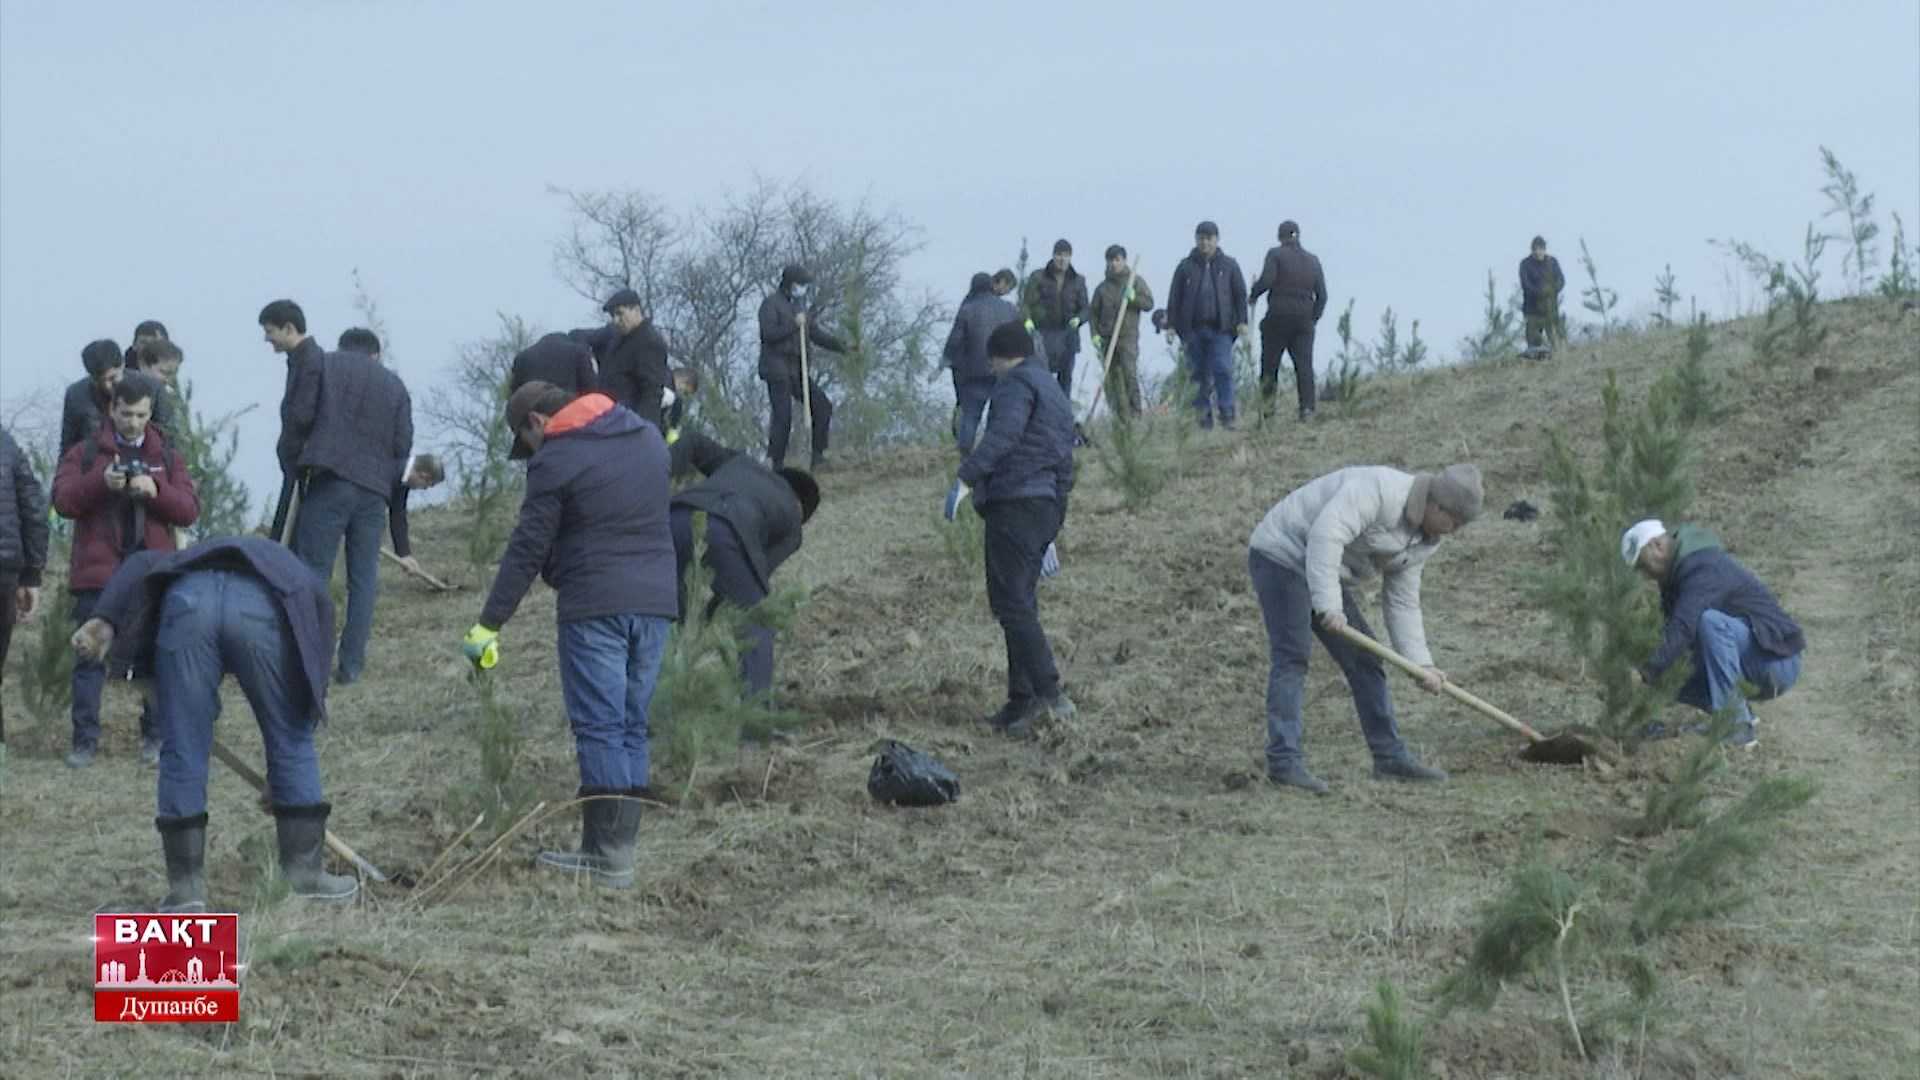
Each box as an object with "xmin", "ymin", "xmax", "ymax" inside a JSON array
[
  {"xmin": 1621, "ymin": 520, "xmax": 1804, "ymax": 748},
  {"xmin": 1246, "ymin": 463, "xmax": 1482, "ymax": 792}
]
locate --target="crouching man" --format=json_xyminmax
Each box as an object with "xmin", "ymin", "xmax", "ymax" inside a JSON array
[
  {"xmin": 945, "ymin": 321, "xmax": 1077, "ymax": 738},
  {"xmin": 1621, "ymin": 520, "xmax": 1804, "ymax": 749},
  {"xmin": 668, "ymin": 431, "xmax": 819, "ymax": 703},
  {"xmin": 71, "ymin": 536, "xmax": 353, "ymax": 911},
  {"xmin": 463, "ymin": 382, "xmax": 676, "ymax": 888},
  {"xmin": 1247, "ymin": 464, "xmax": 1482, "ymax": 793}
]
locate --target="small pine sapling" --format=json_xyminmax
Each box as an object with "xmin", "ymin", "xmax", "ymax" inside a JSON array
[
  {"xmin": 1818, "ymin": 146, "xmax": 1879, "ymax": 295},
  {"xmin": 1635, "ymin": 721, "xmax": 1729, "ymax": 835},
  {"xmin": 1321, "ymin": 300, "xmax": 1374, "ymax": 413},
  {"xmin": 1877, "ymin": 212, "xmax": 1917, "ymax": 301},
  {"xmin": 1348, "ymin": 980, "xmax": 1429, "ymax": 1080},
  {"xmin": 20, "ymin": 581, "xmax": 75, "ymax": 728},
  {"xmin": 1631, "ymin": 775, "xmax": 1816, "ymax": 941},
  {"xmin": 1657, "ymin": 306, "xmax": 1722, "ymax": 426},
  {"xmin": 1373, "ymin": 306, "xmax": 1403, "ymax": 373},
  {"xmin": 1578, "ymin": 238, "xmax": 1620, "ymax": 341},
  {"xmin": 1460, "ymin": 270, "xmax": 1521, "ymax": 361},
  {"xmin": 1784, "ymin": 224, "xmax": 1832, "ymax": 358},
  {"xmin": 938, "ymin": 485, "xmax": 986, "ymax": 580},
  {"xmin": 1651, "ymin": 265, "xmax": 1679, "ymax": 327},
  {"xmin": 1437, "ymin": 861, "xmax": 1605, "ymax": 1059},
  {"xmin": 467, "ymin": 670, "xmax": 536, "ymax": 836},
  {"xmin": 1095, "ymin": 411, "xmax": 1165, "ymax": 512},
  {"xmin": 1401, "ymin": 318, "xmax": 1428, "ymax": 371}
]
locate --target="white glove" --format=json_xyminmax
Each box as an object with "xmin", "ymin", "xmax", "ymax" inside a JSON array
[
  {"xmin": 943, "ymin": 479, "xmax": 971, "ymax": 522},
  {"xmin": 661, "ymin": 387, "xmax": 677, "ymax": 409},
  {"xmin": 1041, "ymin": 542, "xmax": 1060, "ymax": 578}
]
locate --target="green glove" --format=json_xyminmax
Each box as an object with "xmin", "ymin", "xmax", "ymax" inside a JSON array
[
  {"xmin": 1122, "ymin": 284, "xmax": 1136, "ymax": 303},
  {"xmin": 1068, "ymin": 316, "xmax": 1081, "ymax": 331},
  {"xmin": 1023, "ymin": 318, "xmax": 1035, "ymax": 334},
  {"xmin": 462, "ymin": 624, "xmax": 500, "ymax": 671},
  {"xmin": 1092, "ymin": 335, "xmax": 1106, "ymax": 355}
]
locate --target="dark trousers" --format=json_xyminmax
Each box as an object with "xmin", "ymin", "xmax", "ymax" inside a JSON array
[
  {"xmin": 1524, "ymin": 311, "xmax": 1560, "ymax": 352},
  {"xmin": 290, "ymin": 472, "xmax": 387, "ymax": 681},
  {"xmin": 981, "ymin": 498, "xmax": 1064, "ymax": 708},
  {"xmin": 0, "ymin": 573, "xmax": 14, "ymax": 742},
  {"xmin": 1248, "ymin": 551, "xmax": 1407, "ymax": 772},
  {"xmin": 153, "ymin": 570, "xmax": 324, "ymax": 818},
  {"xmin": 952, "ymin": 374, "xmax": 995, "ymax": 452},
  {"xmin": 1259, "ymin": 316, "xmax": 1317, "ymax": 415},
  {"xmin": 1039, "ymin": 329, "xmax": 1078, "ymax": 396},
  {"xmin": 670, "ymin": 507, "xmax": 775, "ymax": 699},
  {"xmin": 765, "ymin": 376, "xmax": 833, "ymax": 468},
  {"xmin": 71, "ymin": 588, "xmax": 155, "ymax": 751}
]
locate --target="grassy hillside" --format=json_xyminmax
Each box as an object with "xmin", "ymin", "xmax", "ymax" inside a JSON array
[{"xmin": 2, "ymin": 298, "xmax": 1915, "ymax": 1078}]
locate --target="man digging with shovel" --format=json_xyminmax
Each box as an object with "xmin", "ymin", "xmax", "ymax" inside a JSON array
[{"xmin": 1247, "ymin": 464, "xmax": 1482, "ymax": 792}]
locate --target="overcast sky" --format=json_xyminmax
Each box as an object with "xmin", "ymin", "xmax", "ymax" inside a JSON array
[{"xmin": 3, "ymin": 1, "xmax": 1915, "ymax": 515}]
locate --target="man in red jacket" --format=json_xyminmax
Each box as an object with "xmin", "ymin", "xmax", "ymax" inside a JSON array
[{"xmin": 52, "ymin": 372, "xmax": 200, "ymax": 768}]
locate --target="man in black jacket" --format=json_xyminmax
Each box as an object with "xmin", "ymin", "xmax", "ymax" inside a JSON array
[
  {"xmin": 1166, "ymin": 221, "xmax": 1250, "ymax": 429},
  {"xmin": 1520, "ymin": 236, "xmax": 1566, "ymax": 358},
  {"xmin": 71, "ymin": 536, "xmax": 355, "ymax": 910},
  {"xmin": 1249, "ymin": 220, "xmax": 1329, "ymax": 421},
  {"xmin": 945, "ymin": 272, "xmax": 1021, "ymax": 452},
  {"xmin": 261, "ymin": 299, "xmax": 326, "ymax": 542},
  {"xmin": 512, "ymin": 333, "xmax": 598, "ymax": 396},
  {"xmin": 668, "ymin": 431, "xmax": 818, "ymax": 702},
  {"xmin": 945, "ymin": 321, "xmax": 1077, "ymax": 738},
  {"xmin": 464, "ymin": 382, "xmax": 676, "ymax": 889},
  {"xmin": 62, "ymin": 339, "xmax": 176, "ymax": 453},
  {"xmin": 1022, "ymin": 240, "xmax": 1090, "ymax": 396},
  {"xmin": 758, "ymin": 265, "xmax": 849, "ymax": 470},
  {"xmin": 0, "ymin": 425, "xmax": 51, "ymax": 756},
  {"xmin": 286, "ymin": 337, "xmax": 414, "ymax": 685},
  {"xmin": 570, "ymin": 288, "xmax": 671, "ymax": 428}
]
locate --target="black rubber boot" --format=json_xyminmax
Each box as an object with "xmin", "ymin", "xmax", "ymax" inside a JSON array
[
  {"xmin": 272, "ymin": 803, "xmax": 358, "ymax": 901},
  {"xmin": 156, "ymin": 813, "xmax": 209, "ymax": 913},
  {"xmin": 538, "ymin": 789, "xmax": 637, "ymax": 889}
]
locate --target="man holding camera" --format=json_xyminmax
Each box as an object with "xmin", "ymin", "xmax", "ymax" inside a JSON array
[{"xmin": 52, "ymin": 372, "xmax": 200, "ymax": 768}]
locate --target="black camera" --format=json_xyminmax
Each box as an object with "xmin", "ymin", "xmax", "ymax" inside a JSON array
[{"xmin": 118, "ymin": 459, "xmax": 150, "ymax": 479}]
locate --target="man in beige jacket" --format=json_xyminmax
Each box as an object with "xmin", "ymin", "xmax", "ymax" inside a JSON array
[{"xmin": 1246, "ymin": 464, "xmax": 1483, "ymax": 792}]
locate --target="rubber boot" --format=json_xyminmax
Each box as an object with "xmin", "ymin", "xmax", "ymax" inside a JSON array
[
  {"xmin": 156, "ymin": 813, "xmax": 209, "ymax": 913},
  {"xmin": 538, "ymin": 789, "xmax": 637, "ymax": 888},
  {"xmin": 273, "ymin": 803, "xmax": 359, "ymax": 901}
]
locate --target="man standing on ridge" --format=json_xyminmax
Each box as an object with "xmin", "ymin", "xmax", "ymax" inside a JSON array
[
  {"xmin": 1166, "ymin": 221, "xmax": 1249, "ymax": 430},
  {"xmin": 463, "ymin": 381, "xmax": 676, "ymax": 889},
  {"xmin": 1022, "ymin": 240, "xmax": 1089, "ymax": 397},
  {"xmin": 1249, "ymin": 220, "xmax": 1328, "ymax": 422},
  {"xmin": 260, "ymin": 300, "xmax": 326, "ymax": 542},
  {"xmin": 1519, "ymin": 236, "xmax": 1566, "ymax": 359},
  {"xmin": 1087, "ymin": 245, "xmax": 1155, "ymax": 421},
  {"xmin": 944, "ymin": 272, "xmax": 1021, "ymax": 452},
  {"xmin": 1621, "ymin": 520, "xmax": 1805, "ymax": 749},
  {"xmin": 757, "ymin": 265, "xmax": 849, "ymax": 471}
]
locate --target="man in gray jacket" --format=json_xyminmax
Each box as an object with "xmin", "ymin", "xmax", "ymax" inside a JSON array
[{"xmin": 1246, "ymin": 464, "xmax": 1482, "ymax": 792}]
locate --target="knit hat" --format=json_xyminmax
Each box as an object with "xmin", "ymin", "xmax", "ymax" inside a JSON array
[
  {"xmin": 1052, "ymin": 238, "xmax": 1072, "ymax": 255},
  {"xmin": 82, "ymin": 339, "xmax": 124, "ymax": 377},
  {"xmin": 1407, "ymin": 464, "xmax": 1484, "ymax": 526},
  {"xmin": 1105, "ymin": 244, "xmax": 1126, "ymax": 260},
  {"xmin": 986, "ymin": 320, "xmax": 1034, "ymax": 360},
  {"xmin": 1620, "ymin": 519, "xmax": 1666, "ymax": 568},
  {"xmin": 1194, "ymin": 220, "xmax": 1219, "ymax": 238},
  {"xmin": 1277, "ymin": 220, "xmax": 1300, "ymax": 240}
]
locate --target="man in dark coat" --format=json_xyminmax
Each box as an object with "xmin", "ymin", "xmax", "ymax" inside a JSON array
[
  {"xmin": 1249, "ymin": 220, "xmax": 1330, "ymax": 421},
  {"xmin": 1623, "ymin": 520, "xmax": 1805, "ymax": 750},
  {"xmin": 0, "ymin": 425, "xmax": 51, "ymax": 754},
  {"xmin": 1165, "ymin": 221, "xmax": 1250, "ymax": 429},
  {"xmin": 62, "ymin": 339, "xmax": 175, "ymax": 454},
  {"xmin": 513, "ymin": 332, "xmax": 598, "ymax": 395},
  {"xmin": 53, "ymin": 373, "xmax": 200, "ymax": 768},
  {"xmin": 1519, "ymin": 236, "xmax": 1566, "ymax": 358},
  {"xmin": 1022, "ymin": 240, "xmax": 1090, "ymax": 396},
  {"xmin": 667, "ymin": 431, "xmax": 818, "ymax": 701},
  {"xmin": 124, "ymin": 319, "xmax": 170, "ymax": 371},
  {"xmin": 261, "ymin": 299, "xmax": 327, "ymax": 542},
  {"xmin": 285, "ymin": 341, "xmax": 414, "ymax": 685},
  {"xmin": 758, "ymin": 265, "xmax": 850, "ymax": 470},
  {"xmin": 71, "ymin": 536, "xmax": 355, "ymax": 910},
  {"xmin": 1086, "ymin": 245, "xmax": 1155, "ymax": 420},
  {"xmin": 465, "ymin": 382, "xmax": 676, "ymax": 889},
  {"xmin": 944, "ymin": 272, "xmax": 1021, "ymax": 452},
  {"xmin": 945, "ymin": 321, "xmax": 1077, "ymax": 738},
  {"xmin": 569, "ymin": 288, "xmax": 671, "ymax": 428}
]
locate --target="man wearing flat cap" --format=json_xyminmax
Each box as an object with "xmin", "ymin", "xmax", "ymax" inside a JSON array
[
  {"xmin": 576, "ymin": 288, "xmax": 671, "ymax": 428},
  {"xmin": 1246, "ymin": 464, "xmax": 1483, "ymax": 793}
]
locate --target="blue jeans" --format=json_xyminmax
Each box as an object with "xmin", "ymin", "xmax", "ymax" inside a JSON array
[
  {"xmin": 558, "ymin": 614, "xmax": 671, "ymax": 792},
  {"xmin": 153, "ymin": 570, "xmax": 324, "ymax": 819},
  {"xmin": 1249, "ymin": 550, "xmax": 1407, "ymax": 773},
  {"xmin": 291, "ymin": 472, "xmax": 388, "ymax": 681},
  {"xmin": 71, "ymin": 589, "xmax": 155, "ymax": 751},
  {"xmin": 1676, "ymin": 609, "xmax": 1802, "ymax": 725},
  {"xmin": 953, "ymin": 374, "xmax": 995, "ymax": 453},
  {"xmin": 1184, "ymin": 329, "xmax": 1236, "ymax": 425}
]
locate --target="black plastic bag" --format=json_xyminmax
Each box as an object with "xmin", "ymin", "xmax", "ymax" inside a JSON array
[{"xmin": 867, "ymin": 740, "xmax": 960, "ymax": 807}]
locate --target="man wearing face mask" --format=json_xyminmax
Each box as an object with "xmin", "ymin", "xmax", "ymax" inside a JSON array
[
  {"xmin": 757, "ymin": 265, "xmax": 849, "ymax": 470},
  {"xmin": 1022, "ymin": 240, "xmax": 1090, "ymax": 397}
]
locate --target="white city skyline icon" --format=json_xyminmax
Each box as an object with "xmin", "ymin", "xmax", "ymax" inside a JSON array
[{"xmin": 98, "ymin": 947, "xmax": 237, "ymax": 988}]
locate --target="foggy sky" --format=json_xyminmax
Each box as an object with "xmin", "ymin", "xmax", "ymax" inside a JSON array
[{"xmin": 3, "ymin": 1, "xmax": 1915, "ymax": 516}]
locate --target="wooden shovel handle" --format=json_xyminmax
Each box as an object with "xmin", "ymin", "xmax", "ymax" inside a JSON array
[
  {"xmin": 380, "ymin": 548, "xmax": 453, "ymax": 591},
  {"xmin": 1327, "ymin": 622, "xmax": 1548, "ymax": 743},
  {"xmin": 210, "ymin": 739, "xmax": 390, "ymax": 882}
]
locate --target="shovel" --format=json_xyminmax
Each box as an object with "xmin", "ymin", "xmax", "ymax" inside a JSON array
[
  {"xmin": 1328, "ymin": 623, "xmax": 1613, "ymax": 772},
  {"xmin": 210, "ymin": 740, "xmax": 392, "ymax": 881}
]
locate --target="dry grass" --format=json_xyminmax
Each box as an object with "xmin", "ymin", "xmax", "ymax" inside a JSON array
[{"xmin": 1, "ymin": 301, "xmax": 1916, "ymax": 1077}]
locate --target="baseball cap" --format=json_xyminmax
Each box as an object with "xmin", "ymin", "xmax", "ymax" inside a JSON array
[{"xmin": 1620, "ymin": 519, "xmax": 1666, "ymax": 568}]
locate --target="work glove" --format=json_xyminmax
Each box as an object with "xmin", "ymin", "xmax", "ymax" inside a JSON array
[
  {"xmin": 1023, "ymin": 319, "xmax": 1036, "ymax": 334},
  {"xmin": 1041, "ymin": 542, "xmax": 1061, "ymax": 579},
  {"xmin": 661, "ymin": 387, "xmax": 677, "ymax": 410},
  {"xmin": 942, "ymin": 478, "xmax": 971, "ymax": 522},
  {"xmin": 1068, "ymin": 316, "xmax": 1081, "ymax": 331},
  {"xmin": 1122, "ymin": 284, "xmax": 1136, "ymax": 303},
  {"xmin": 1091, "ymin": 335, "xmax": 1105, "ymax": 355},
  {"xmin": 462, "ymin": 624, "xmax": 500, "ymax": 671}
]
